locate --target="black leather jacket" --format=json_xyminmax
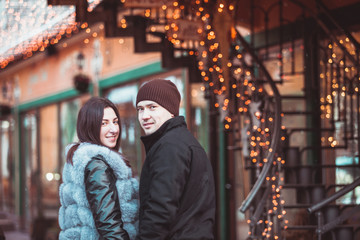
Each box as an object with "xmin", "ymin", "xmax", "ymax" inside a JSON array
[{"xmin": 84, "ymin": 155, "xmax": 130, "ymax": 239}]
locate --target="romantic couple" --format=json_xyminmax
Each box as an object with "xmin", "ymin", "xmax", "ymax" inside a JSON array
[{"xmin": 58, "ymin": 79, "xmax": 216, "ymax": 240}]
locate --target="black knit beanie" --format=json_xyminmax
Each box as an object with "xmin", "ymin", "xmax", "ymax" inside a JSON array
[{"xmin": 136, "ymin": 79, "xmax": 181, "ymax": 116}]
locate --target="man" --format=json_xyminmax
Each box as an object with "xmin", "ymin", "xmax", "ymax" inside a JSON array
[{"xmin": 135, "ymin": 79, "xmax": 216, "ymax": 240}]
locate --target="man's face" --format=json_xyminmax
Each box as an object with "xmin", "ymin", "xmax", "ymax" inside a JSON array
[{"xmin": 137, "ymin": 100, "xmax": 174, "ymax": 135}]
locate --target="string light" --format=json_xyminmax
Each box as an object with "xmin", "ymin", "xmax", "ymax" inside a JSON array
[{"xmin": 0, "ymin": 0, "xmax": 102, "ymax": 69}]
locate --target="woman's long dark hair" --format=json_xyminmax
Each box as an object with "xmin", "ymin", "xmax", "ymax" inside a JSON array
[{"xmin": 66, "ymin": 97, "xmax": 124, "ymax": 164}]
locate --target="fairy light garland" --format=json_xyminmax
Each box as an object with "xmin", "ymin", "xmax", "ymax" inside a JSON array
[
  {"xmin": 320, "ymin": 36, "xmax": 359, "ymax": 148},
  {"xmin": 0, "ymin": 0, "xmax": 101, "ymax": 69}
]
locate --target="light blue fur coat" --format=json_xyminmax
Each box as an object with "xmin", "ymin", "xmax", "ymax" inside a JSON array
[{"xmin": 58, "ymin": 143, "xmax": 139, "ymax": 239}]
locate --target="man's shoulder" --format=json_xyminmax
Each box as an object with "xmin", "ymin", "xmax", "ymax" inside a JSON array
[
  {"xmin": 160, "ymin": 127, "xmax": 204, "ymax": 151},
  {"xmin": 164, "ymin": 126, "xmax": 194, "ymax": 141}
]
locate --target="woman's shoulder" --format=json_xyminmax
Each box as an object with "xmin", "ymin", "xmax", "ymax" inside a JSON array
[
  {"xmin": 72, "ymin": 143, "xmax": 122, "ymax": 162},
  {"xmin": 84, "ymin": 156, "xmax": 115, "ymax": 185},
  {"xmin": 65, "ymin": 142, "xmax": 132, "ymax": 179},
  {"xmin": 85, "ymin": 155, "xmax": 111, "ymax": 170},
  {"xmin": 81, "ymin": 143, "xmax": 132, "ymax": 179}
]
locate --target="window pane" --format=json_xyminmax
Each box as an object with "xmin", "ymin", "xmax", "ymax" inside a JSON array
[
  {"xmin": 0, "ymin": 119, "xmax": 15, "ymax": 212},
  {"xmin": 22, "ymin": 112, "xmax": 38, "ymax": 223},
  {"xmin": 60, "ymin": 99, "xmax": 81, "ymax": 166},
  {"xmin": 39, "ymin": 105, "xmax": 59, "ymax": 217},
  {"xmin": 336, "ymin": 156, "xmax": 360, "ymax": 204},
  {"xmin": 190, "ymin": 83, "xmax": 208, "ymax": 152}
]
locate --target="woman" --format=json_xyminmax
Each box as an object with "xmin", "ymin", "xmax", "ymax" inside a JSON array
[{"xmin": 58, "ymin": 97, "xmax": 138, "ymax": 239}]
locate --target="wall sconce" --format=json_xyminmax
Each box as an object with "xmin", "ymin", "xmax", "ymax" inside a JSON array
[
  {"xmin": 0, "ymin": 81, "xmax": 12, "ymax": 118},
  {"xmin": 0, "ymin": 105, "xmax": 11, "ymax": 118},
  {"xmin": 73, "ymin": 52, "xmax": 90, "ymax": 93},
  {"xmin": 76, "ymin": 52, "xmax": 85, "ymax": 71}
]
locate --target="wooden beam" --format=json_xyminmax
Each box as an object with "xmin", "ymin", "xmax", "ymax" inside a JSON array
[
  {"xmin": 47, "ymin": 0, "xmax": 88, "ymax": 22},
  {"xmin": 47, "ymin": 0, "xmax": 76, "ymax": 5},
  {"xmin": 75, "ymin": 0, "xmax": 88, "ymax": 22}
]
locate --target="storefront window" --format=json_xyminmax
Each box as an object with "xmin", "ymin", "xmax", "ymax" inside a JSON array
[
  {"xmin": 0, "ymin": 119, "xmax": 14, "ymax": 213},
  {"xmin": 22, "ymin": 112, "xmax": 39, "ymax": 223},
  {"xmin": 39, "ymin": 105, "xmax": 59, "ymax": 218},
  {"xmin": 336, "ymin": 156, "xmax": 360, "ymax": 204},
  {"xmin": 190, "ymin": 83, "xmax": 209, "ymax": 152},
  {"xmin": 60, "ymin": 99, "xmax": 82, "ymax": 166}
]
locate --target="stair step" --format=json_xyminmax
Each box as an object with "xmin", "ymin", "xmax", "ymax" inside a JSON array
[
  {"xmin": 283, "ymin": 164, "xmax": 360, "ymax": 169},
  {"xmin": 284, "ymin": 203, "xmax": 359, "ymax": 209},
  {"xmin": 286, "ymin": 224, "xmax": 360, "ymax": 231},
  {"xmin": 286, "ymin": 225, "xmax": 317, "ymax": 230},
  {"xmin": 284, "ymin": 204, "xmax": 312, "ymax": 208}
]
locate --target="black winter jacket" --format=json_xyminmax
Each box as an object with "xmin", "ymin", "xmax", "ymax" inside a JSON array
[{"xmin": 136, "ymin": 116, "xmax": 216, "ymax": 240}]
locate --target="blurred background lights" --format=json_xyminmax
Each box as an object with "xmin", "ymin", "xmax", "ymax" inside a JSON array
[
  {"xmin": 45, "ymin": 172, "xmax": 54, "ymax": 181},
  {"xmin": 45, "ymin": 172, "xmax": 61, "ymax": 181}
]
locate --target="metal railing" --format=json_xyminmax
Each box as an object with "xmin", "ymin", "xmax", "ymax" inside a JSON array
[
  {"xmin": 308, "ymin": 178, "xmax": 360, "ymax": 239},
  {"xmin": 235, "ymin": 27, "xmax": 282, "ymax": 213}
]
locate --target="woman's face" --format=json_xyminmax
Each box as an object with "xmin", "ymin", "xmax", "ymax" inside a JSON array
[{"xmin": 100, "ymin": 107, "xmax": 120, "ymax": 148}]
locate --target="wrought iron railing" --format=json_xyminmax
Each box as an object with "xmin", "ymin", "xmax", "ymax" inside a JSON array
[
  {"xmin": 236, "ymin": 28, "xmax": 282, "ymax": 213},
  {"xmin": 308, "ymin": 177, "xmax": 360, "ymax": 240}
]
